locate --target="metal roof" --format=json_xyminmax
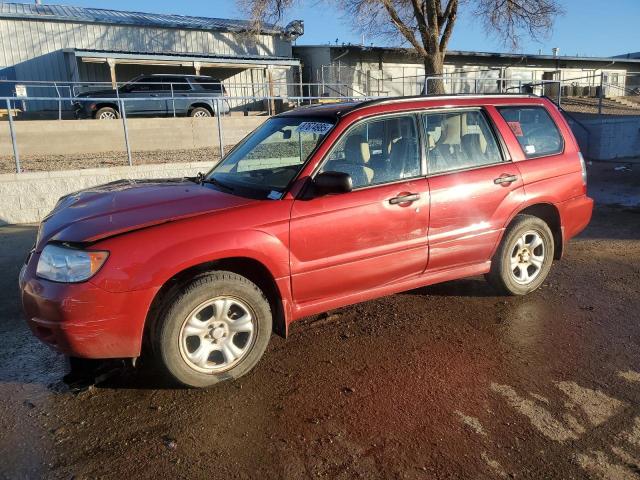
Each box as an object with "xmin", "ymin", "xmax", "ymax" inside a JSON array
[
  {"xmin": 0, "ymin": 2, "xmax": 282, "ymax": 34},
  {"xmin": 295, "ymin": 44, "xmax": 640, "ymax": 64},
  {"xmin": 68, "ymin": 48, "xmax": 300, "ymax": 67}
]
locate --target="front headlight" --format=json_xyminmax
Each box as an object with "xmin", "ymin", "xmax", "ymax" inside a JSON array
[{"xmin": 36, "ymin": 244, "xmax": 109, "ymax": 283}]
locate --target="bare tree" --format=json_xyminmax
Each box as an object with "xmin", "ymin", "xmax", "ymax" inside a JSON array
[{"xmin": 240, "ymin": 0, "xmax": 562, "ymax": 94}]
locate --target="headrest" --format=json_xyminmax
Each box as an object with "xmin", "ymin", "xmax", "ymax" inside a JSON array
[
  {"xmin": 439, "ymin": 115, "xmax": 461, "ymax": 145},
  {"xmin": 344, "ymin": 135, "xmax": 371, "ymax": 164}
]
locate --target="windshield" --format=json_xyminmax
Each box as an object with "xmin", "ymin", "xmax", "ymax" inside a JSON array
[{"xmin": 207, "ymin": 116, "xmax": 334, "ymax": 199}]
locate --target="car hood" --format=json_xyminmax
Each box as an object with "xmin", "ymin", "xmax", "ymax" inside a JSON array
[{"xmin": 36, "ymin": 179, "xmax": 257, "ymax": 250}]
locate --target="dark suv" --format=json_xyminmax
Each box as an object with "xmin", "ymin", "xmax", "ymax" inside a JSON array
[{"xmin": 73, "ymin": 74, "xmax": 230, "ymax": 120}]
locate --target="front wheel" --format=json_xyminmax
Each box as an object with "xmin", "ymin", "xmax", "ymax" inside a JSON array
[
  {"xmin": 485, "ymin": 215, "xmax": 554, "ymax": 296},
  {"xmin": 94, "ymin": 106, "xmax": 119, "ymax": 120},
  {"xmin": 155, "ymin": 271, "xmax": 272, "ymax": 388}
]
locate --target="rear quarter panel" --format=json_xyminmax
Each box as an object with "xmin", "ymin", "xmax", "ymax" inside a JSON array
[{"xmin": 487, "ymin": 100, "xmax": 587, "ymax": 230}]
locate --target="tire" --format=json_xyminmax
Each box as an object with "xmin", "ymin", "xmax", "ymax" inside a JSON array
[
  {"xmin": 155, "ymin": 271, "xmax": 272, "ymax": 388},
  {"xmin": 485, "ymin": 214, "xmax": 554, "ymax": 296},
  {"xmin": 189, "ymin": 106, "xmax": 212, "ymax": 118},
  {"xmin": 94, "ymin": 106, "xmax": 119, "ymax": 120}
]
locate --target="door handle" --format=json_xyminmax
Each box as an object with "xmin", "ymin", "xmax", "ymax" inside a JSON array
[
  {"xmin": 389, "ymin": 193, "xmax": 420, "ymax": 205},
  {"xmin": 494, "ymin": 174, "xmax": 518, "ymax": 185}
]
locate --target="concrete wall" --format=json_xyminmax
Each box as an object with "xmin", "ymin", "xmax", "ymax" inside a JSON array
[
  {"xmin": 0, "ymin": 161, "xmax": 215, "ymax": 225},
  {"xmin": 0, "ymin": 116, "xmax": 267, "ymax": 156},
  {"xmin": 566, "ymin": 114, "xmax": 640, "ymax": 160}
]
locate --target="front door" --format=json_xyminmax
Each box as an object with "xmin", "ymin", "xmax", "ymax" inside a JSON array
[
  {"xmin": 124, "ymin": 76, "xmax": 167, "ymax": 116},
  {"xmin": 290, "ymin": 113, "xmax": 430, "ymax": 306},
  {"xmin": 422, "ymin": 108, "xmax": 524, "ymax": 271}
]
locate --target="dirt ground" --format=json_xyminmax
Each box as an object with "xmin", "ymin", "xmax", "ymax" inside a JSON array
[{"xmin": 0, "ymin": 162, "xmax": 639, "ymax": 479}]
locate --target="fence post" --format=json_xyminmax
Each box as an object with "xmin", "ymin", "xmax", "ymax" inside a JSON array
[
  {"xmin": 119, "ymin": 99, "xmax": 133, "ymax": 167},
  {"xmin": 557, "ymin": 81, "xmax": 561, "ymax": 108},
  {"xmin": 54, "ymin": 82, "xmax": 62, "ymax": 121},
  {"xmin": 598, "ymin": 71, "xmax": 604, "ymax": 115},
  {"xmin": 171, "ymin": 83, "xmax": 176, "ymax": 117},
  {"xmin": 6, "ymin": 98, "xmax": 21, "ymax": 173},
  {"xmin": 216, "ymin": 99, "xmax": 224, "ymax": 161}
]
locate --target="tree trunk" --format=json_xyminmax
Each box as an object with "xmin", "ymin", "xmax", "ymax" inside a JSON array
[{"xmin": 423, "ymin": 53, "xmax": 445, "ymax": 95}]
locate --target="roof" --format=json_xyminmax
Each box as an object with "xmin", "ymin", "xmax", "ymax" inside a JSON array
[
  {"xmin": 294, "ymin": 44, "xmax": 640, "ymax": 65},
  {"xmin": 69, "ymin": 48, "xmax": 300, "ymax": 68},
  {"xmin": 280, "ymin": 94, "xmax": 539, "ymax": 118},
  {"xmin": 0, "ymin": 2, "xmax": 282, "ymax": 34}
]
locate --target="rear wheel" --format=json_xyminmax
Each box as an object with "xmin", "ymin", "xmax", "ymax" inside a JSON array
[
  {"xmin": 485, "ymin": 215, "xmax": 554, "ymax": 296},
  {"xmin": 94, "ymin": 106, "xmax": 119, "ymax": 120},
  {"xmin": 155, "ymin": 271, "xmax": 272, "ymax": 388},
  {"xmin": 189, "ymin": 106, "xmax": 212, "ymax": 118}
]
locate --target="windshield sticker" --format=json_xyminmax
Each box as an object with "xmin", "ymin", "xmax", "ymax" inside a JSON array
[
  {"xmin": 525, "ymin": 145, "xmax": 536, "ymax": 154},
  {"xmin": 267, "ymin": 190, "xmax": 283, "ymax": 200},
  {"xmin": 297, "ymin": 122, "xmax": 333, "ymax": 135},
  {"xmin": 507, "ymin": 121, "xmax": 524, "ymax": 137}
]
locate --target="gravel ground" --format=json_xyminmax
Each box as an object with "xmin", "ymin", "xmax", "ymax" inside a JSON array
[{"xmin": 0, "ymin": 164, "xmax": 639, "ymax": 479}]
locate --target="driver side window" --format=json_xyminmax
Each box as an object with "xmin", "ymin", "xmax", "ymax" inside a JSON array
[{"xmin": 321, "ymin": 115, "xmax": 421, "ymax": 189}]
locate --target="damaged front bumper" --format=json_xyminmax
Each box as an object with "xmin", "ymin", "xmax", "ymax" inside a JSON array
[{"xmin": 19, "ymin": 254, "xmax": 156, "ymax": 359}]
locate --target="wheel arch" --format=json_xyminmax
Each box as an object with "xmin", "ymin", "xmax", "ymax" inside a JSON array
[
  {"xmin": 93, "ymin": 103, "xmax": 120, "ymax": 118},
  {"xmin": 188, "ymin": 102, "xmax": 214, "ymax": 115},
  {"xmin": 501, "ymin": 202, "xmax": 563, "ymax": 260},
  {"xmin": 143, "ymin": 256, "xmax": 288, "ymax": 356}
]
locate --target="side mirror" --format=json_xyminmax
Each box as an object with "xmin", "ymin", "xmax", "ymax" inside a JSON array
[
  {"xmin": 281, "ymin": 129, "xmax": 292, "ymax": 140},
  {"xmin": 313, "ymin": 171, "xmax": 352, "ymax": 195}
]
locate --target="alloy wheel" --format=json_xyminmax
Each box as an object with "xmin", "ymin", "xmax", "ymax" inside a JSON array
[
  {"xmin": 510, "ymin": 230, "xmax": 545, "ymax": 285},
  {"xmin": 178, "ymin": 296, "xmax": 256, "ymax": 374}
]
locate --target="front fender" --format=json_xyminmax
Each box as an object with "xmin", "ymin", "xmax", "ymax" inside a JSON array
[{"xmin": 89, "ymin": 215, "xmax": 291, "ymax": 294}]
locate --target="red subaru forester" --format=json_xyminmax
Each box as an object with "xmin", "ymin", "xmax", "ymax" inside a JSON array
[{"xmin": 20, "ymin": 95, "xmax": 593, "ymax": 388}]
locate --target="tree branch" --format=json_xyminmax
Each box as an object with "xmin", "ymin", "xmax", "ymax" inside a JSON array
[{"xmin": 381, "ymin": 0, "xmax": 428, "ymax": 56}]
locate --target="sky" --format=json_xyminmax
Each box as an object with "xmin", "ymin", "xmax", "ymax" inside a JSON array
[{"xmin": 43, "ymin": 0, "xmax": 638, "ymax": 58}]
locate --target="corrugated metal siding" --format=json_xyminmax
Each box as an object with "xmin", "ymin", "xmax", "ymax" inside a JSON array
[
  {"xmin": 0, "ymin": 18, "xmax": 290, "ymax": 69},
  {"xmin": 0, "ymin": 2, "xmax": 281, "ymax": 34}
]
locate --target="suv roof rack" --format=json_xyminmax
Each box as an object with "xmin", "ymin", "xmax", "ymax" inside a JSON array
[{"xmin": 346, "ymin": 93, "xmax": 540, "ymax": 115}]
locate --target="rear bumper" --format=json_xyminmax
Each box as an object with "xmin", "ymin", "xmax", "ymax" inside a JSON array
[
  {"xmin": 560, "ymin": 194, "xmax": 594, "ymax": 243},
  {"xmin": 20, "ymin": 259, "xmax": 156, "ymax": 359}
]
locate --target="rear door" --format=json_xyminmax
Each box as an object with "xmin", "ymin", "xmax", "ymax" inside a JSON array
[
  {"xmin": 423, "ymin": 107, "xmax": 524, "ymax": 271},
  {"xmin": 163, "ymin": 77, "xmax": 193, "ymax": 116},
  {"xmin": 289, "ymin": 113, "xmax": 430, "ymax": 306},
  {"xmin": 124, "ymin": 76, "xmax": 166, "ymax": 116}
]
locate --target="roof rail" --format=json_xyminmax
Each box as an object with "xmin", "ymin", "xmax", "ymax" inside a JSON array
[{"xmin": 345, "ymin": 93, "xmax": 540, "ymax": 115}]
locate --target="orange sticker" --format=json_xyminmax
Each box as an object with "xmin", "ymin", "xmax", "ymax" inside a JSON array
[{"xmin": 507, "ymin": 121, "xmax": 524, "ymax": 137}]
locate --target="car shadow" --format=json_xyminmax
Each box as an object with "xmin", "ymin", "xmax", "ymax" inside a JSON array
[{"xmin": 406, "ymin": 277, "xmax": 499, "ymax": 298}]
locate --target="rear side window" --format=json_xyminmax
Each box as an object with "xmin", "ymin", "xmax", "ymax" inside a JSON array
[
  {"xmin": 161, "ymin": 77, "xmax": 191, "ymax": 92},
  {"xmin": 193, "ymin": 78, "xmax": 225, "ymax": 94},
  {"xmin": 498, "ymin": 106, "xmax": 563, "ymax": 158},
  {"xmin": 423, "ymin": 109, "xmax": 503, "ymax": 175}
]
